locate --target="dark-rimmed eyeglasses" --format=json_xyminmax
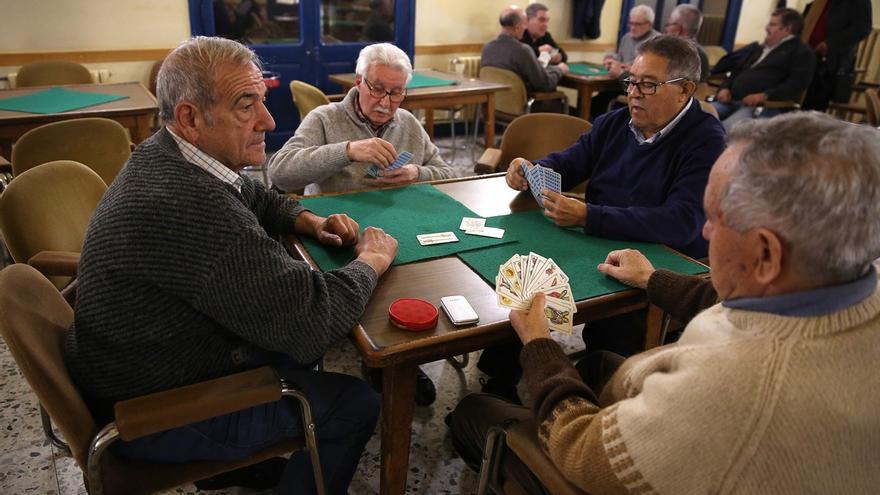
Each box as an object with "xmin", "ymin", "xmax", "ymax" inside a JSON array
[
  {"xmin": 621, "ymin": 77, "xmax": 687, "ymax": 96},
  {"xmin": 363, "ymin": 78, "xmax": 406, "ymax": 102}
]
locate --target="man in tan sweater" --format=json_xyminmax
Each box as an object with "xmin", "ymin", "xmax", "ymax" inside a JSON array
[{"xmin": 450, "ymin": 112, "xmax": 880, "ymax": 494}]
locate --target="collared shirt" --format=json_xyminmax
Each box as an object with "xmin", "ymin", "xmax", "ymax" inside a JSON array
[
  {"xmin": 166, "ymin": 127, "xmax": 243, "ymax": 193},
  {"xmin": 752, "ymin": 34, "xmax": 795, "ymax": 67},
  {"xmin": 628, "ymin": 98, "xmax": 694, "ymax": 145},
  {"xmin": 723, "ymin": 265, "xmax": 878, "ymax": 317},
  {"xmin": 351, "ymin": 88, "xmax": 394, "ymax": 136}
]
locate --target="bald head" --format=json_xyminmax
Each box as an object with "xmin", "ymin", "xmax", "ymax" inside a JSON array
[{"xmin": 499, "ymin": 6, "xmax": 527, "ymax": 37}]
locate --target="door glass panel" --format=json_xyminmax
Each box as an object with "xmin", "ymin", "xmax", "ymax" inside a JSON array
[
  {"xmin": 212, "ymin": 0, "xmax": 301, "ymax": 45},
  {"xmin": 697, "ymin": 0, "xmax": 728, "ymax": 46},
  {"xmin": 321, "ymin": 0, "xmax": 396, "ymax": 44}
]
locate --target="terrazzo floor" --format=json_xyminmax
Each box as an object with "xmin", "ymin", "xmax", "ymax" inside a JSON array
[{"xmin": 0, "ymin": 136, "xmax": 584, "ymax": 494}]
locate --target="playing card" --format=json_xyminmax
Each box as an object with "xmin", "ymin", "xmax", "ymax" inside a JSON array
[
  {"xmin": 366, "ymin": 165, "xmax": 381, "ymax": 178},
  {"xmin": 542, "ymin": 167, "xmax": 562, "ymax": 194},
  {"xmin": 541, "ymin": 283, "xmax": 576, "ymax": 313},
  {"xmin": 459, "ymin": 217, "xmax": 486, "ymax": 231},
  {"xmin": 387, "ymin": 150, "xmax": 413, "ymax": 171},
  {"xmin": 416, "ymin": 232, "xmax": 459, "ymax": 246},
  {"xmin": 495, "ymin": 252, "xmax": 575, "ymax": 333},
  {"xmin": 528, "ymin": 258, "xmax": 569, "ymax": 294},
  {"xmin": 543, "ymin": 298, "xmax": 574, "ymax": 334},
  {"xmin": 465, "ymin": 226, "xmax": 504, "ymax": 238}
]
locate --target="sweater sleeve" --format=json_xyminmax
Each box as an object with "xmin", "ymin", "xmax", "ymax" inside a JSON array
[
  {"xmin": 647, "ymin": 269, "xmax": 718, "ymax": 323},
  {"xmin": 518, "ymin": 44, "xmax": 563, "ymax": 92},
  {"xmin": 267, "ymin": 110, "xmax": 353, "ymax": 192},
  {"xmin": 194, "ymin": 226, "xmax": 378, "ymax": 365},
  {"xmin": 413, "ymin": 121, "xmax": 456, "ymax": 182},
  {"xmin": 520, "ymin": 339, "xmax": 630, "ymax": 494},
  {"xmin": 245, "ymin": 177, "xmax": 308, "ymax": 236}
]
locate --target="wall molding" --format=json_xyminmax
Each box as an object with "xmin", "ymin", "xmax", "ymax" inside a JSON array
[
  {"xmin": 0, "ymin": 49, "xmax": 172, "ymax": 67},
  {"xmin": 414, "ymin": 41, "xmax": 615, "ymax": 55}
]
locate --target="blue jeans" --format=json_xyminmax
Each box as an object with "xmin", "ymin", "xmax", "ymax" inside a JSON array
[
  {"xmin": 112, "ymin": 364, "xmax": 379, "ymax": 495},
  {"xmin": 711, "ymin": 100, "xmax": 781, "ymax": 131}
]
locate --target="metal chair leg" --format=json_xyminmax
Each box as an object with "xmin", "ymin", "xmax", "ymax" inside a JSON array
[
  {"xmin": 40, "ymin": 405, "xmax": 71, "ymax": 455},
  {"xmin": 476, "ymin": 426, "xmax": 507, "ymax": 495},
  {"xmin": 446, "ymin": 353, "xmax": 470, "ymax": 369},
  {"xmin": 281, "ymin": 381, "xmax": 327, "ymax": 495}
]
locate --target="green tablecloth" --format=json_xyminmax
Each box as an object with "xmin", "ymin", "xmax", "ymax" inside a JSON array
[
  {"xmin": 0, "ymin": 87, "xmax": 127, "ymax": 114},
  {"xmin": 407, "ymin": 73, "xmax": 458, "ymax": 89},
  {"xmin": 457, "ymin": 210, "xmax": 708, "ymax": 301},
  {"xmin": 568, "ymin": 63, "xmax": 610, "ymax": 77},
  {"xmin": 298, "ymin": 184, "xmax": 512, "ymax": 270}
]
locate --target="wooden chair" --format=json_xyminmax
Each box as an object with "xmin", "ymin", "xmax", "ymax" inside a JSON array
[
  {"xmin": 475, "ymin": 113, "xmax": 590, "ymax": 175},
  {"xmin": 0, "ymin": 160, "xmax": 106, "ymax": 291},
  {"xmin": 16, "ymin": 60, "xmax": 93, "ymax": 87},
  {"xmin": 477, "ymin": 418, "xmax": 587, "ymax": 495},
  {"xmin": 11, "ymin": 117, "xmax": 132, "ymax": 186},
  {"xmin": 864, "ymin": 87, "xmax": 880, "ymax": 127},
  {"xmin": 828, "ymin": 28, "xmax": 880, "ymax": 122},
  {"xmin": 0, "ymin": 263, "xmax": 327, "ymax": 495}
]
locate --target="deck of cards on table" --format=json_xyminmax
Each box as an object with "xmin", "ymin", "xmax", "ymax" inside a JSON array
[
  {"xmin": 520, "ymin": 160, "xmax": 562, "ymax": 207},
  {"xmin": 495, "ymin": 252, "xmax": 576, "ymax": 334}
]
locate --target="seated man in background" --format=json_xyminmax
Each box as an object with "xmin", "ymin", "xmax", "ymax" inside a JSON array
[
  {"xmin": 452, "ymin": 111, "xmax": 880, "ymax": 494},
  {"xmin": 663, "ymin": 3, "xmax": 709, "ymax": 82},
  {"xmin": 269, "ymin": 42, "xmax": 449, "ymax": 406},
  {"xmin": 64, "ymin": 36, "xmax": 400, "ymax": 493},
  {"xmin": 520, "ymin": 3, "xmax": 567, "ymax": 66},
  {"xmin": 269, "ymin": 43, "xmax": 454, "ymax": 196},
  {"xmin": 711, "ymin": 8, "xmax": 815, "ymax": 130},
  {"xmin": 481, "ymin": 6, "xmax": 569, "ymax": 94},
  {"xmin": 477, "ymin": 36, "xmax": 725, "ymax": 401}
]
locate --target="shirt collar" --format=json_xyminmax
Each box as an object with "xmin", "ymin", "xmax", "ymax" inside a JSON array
[
  {"xmin": 628, "ymin": 97, "xmax": 694, "ymax": 145},
  {"xmin": 722, "ymin": 265, "xmax": 878, "ymax": 317},
  {"xmin": 351, "ymin": 88, "xmax": 394, "ymax": 135},
  {"xmin": 765, "ymin": 34, "xmax": 795, "ymax": 51},
  {"xmin": 166, "ymin": 127, "xmax": 243, "ymax": 193}
]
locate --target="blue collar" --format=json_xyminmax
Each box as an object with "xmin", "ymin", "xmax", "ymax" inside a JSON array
[{"xmin": 722, "ymin": 266, "xmax": 877, "ymax": 317}]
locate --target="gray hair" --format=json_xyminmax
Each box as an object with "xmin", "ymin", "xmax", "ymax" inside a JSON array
[
  {"xmin": 355, "ymin": 43, "xmax": 413, "ymax": 84},
  {"xmin": 637, "ymin": 35, "xmax": 701, "ymax": 83},
  {"xmin": 670, "ymin": 4, "xmax": 703, "ymax": 37},
  {"xmin": 525, "ymin": 3, "xmax": 548, "ymax": 18},
  {"xmin": 630, "ymin": 4, "xmax": 655, "ymax": 24},
  {"xmin": 722, "ymin": 112, "xmax": 880, "ymax": 283},
  {"xmin": 157, "ymin": 36, "xmax": 260, "ymax": 123}
]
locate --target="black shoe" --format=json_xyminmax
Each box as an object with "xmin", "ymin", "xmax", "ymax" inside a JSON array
[
  {"xmin": 480, "ymin": 377, "xmax": 521, "ymax": 405},
  {"xmin": 194, "ymin": 456, "xmax": 287, "ymax": 490},
  {"xmin": 415, "ymin": 368, "xmax": 437, "ymax": 407}
]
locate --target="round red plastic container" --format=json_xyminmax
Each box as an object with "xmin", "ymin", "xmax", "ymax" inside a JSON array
[{"xmin": 389, "ymin": 298, "xmax": 438, "ymax": 332}]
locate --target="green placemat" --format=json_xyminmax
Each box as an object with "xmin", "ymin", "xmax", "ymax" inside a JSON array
[
  {"xmin": 457, "ymin": 210, "xmax": 708, "ymax": 301},
  {"xmin": 0, "ymin": 87, "xmax": 128, "ymax": 114},
  {"xmin": 568, "ymin": 63, "xmax": 610, "ymax": 77},
  {"xmin": 299, "ymin": 184, "xmax": 513, "ymax": 270},
  {"xmin": 407, "ymin": 73, "xmax": 458, "ymax": 89}
]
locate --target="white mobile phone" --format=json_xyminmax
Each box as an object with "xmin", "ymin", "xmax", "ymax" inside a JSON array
[{"xmin": 440, "ymin": 295, "xmax": 479, "ymax": 326}]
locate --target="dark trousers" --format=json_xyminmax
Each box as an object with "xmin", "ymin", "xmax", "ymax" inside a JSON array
[
  {"xmin": 111, "ymin": 364, "xmax": 379, "ymax": 495},
  {"xmin": 477, "ymin": 310, "xmax": 647, "ymax": 389},
  {"xmin": 451, "ymin": 351, "xmax": 624, "ymax": 494}
]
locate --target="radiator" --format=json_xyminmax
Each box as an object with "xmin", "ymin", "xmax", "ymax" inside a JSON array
[
  {"xmin": 448, "ymin": 56, "xmax": 481, "ymax": 79},
  {"xmin": 6, "ymin": 68, "xmax": 112, "ymax": 88},
  {"xmin": 698, "ymin": 15, "xmax": 724, "ymax": 46}
]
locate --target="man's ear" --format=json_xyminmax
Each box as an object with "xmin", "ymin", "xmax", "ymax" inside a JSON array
[
  {"xmin": 173, "ymin": 102, "xmax": 201, "ymax": 142},
  {"xmin": 682, "ymin": 80, "xmax": 697, "ymax": 100},
  {"xmin": 752, "ymin": 227, "xmax": 784, "ymax": 287}
]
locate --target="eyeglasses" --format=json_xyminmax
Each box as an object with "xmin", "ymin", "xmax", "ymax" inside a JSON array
[
  {"xmin": 628, "ymin": 20, "xmax": 651, "ymax": 27},
  {"xmin": 621, "ymin": 77, "xmax": 687, "ymax": 95},
  {"xmin": 363, "ymin": 78, "xmax": 406, "ymax": 102}
]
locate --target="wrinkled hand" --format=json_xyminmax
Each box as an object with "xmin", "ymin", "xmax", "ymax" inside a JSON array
[
  {"xmin": 550, "ymin": 53, "xmax": 563, "ymax": 65},
  {"xmin": 315, "ymin": 213, "xmax": 360, "ymax": 246},
  {"xmin": 347, "ymin": 137, "xmax": 396, "ymax": 167},
  {"xmin": 510, "ymin": 293, "xmax": 550, "ymax": 345},
  {"xmin": 538, "ymin": 44, "xmax": 553, "ymax": 53},
  {"xmin": 506, "ymin": 158, "xmax": 531, "ymax": 191},
  {"xmin": 557, "ymin": 62, "xmax": 570, "ymax": 74},
  {"xmin": 715, "ymin": 88, "xmax": 732, "ymax": 103},
  {"xmin": 596, "ymin": 249, "xmax": 655, "ymax": 289},
  {"xmin": 354, "ymin": 227, "xmax": 398, "ymax": 276},
  {"xmin": 374, "ymin": 163, "xmax": 419, "ymax": 184},
  {"xmin": 542, "ymin": 191, "xmax": 587, "ymax": 227},
  {"xmin": 742, "ymin": 92, "xmax": 768, "ymax": 107}
]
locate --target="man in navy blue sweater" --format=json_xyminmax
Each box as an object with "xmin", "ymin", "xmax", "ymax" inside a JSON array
[{"xmin": 477, "ymin": 36, "xmax": 725, "ymax": 402}]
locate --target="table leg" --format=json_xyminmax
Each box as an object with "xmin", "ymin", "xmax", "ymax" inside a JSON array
[
  {"xmin": 425, "ymin": 109, "xmax": 435, "ymax": 139},
  {"xmin": 577, "ymin": 86, "xmax": 592, "ymax": 121},
  {"xmin": 643, "ymin": 304, "xmax": 665, "ymax": 350},
  {"xmin": 131, "ymin": 114, "xmax": 154, "ymax": 144},
  {"xmin": 485, "ymin": 93, "xmax": 496, "ymax": 147},
  {"xmin": 379, "ymin": 362, "xmax": 417, "ymax": 495}
]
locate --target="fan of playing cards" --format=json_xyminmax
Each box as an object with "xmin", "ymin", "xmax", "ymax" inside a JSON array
[
  {"xmin": 495, "ymin": 252, "xmax": 576, "ymax": 334},
  {"xmin": 520, "ymin": 160, "xmax": 562, "ymax": 207},
  {"xmin": 367, "ymin": 150, "xmax": 413, "ymax": 178}
]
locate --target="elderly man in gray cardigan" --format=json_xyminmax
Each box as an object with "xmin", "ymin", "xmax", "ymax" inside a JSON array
[{"xmin": 268, "ymin": 43, "xmax": 455, "ymax": 196}]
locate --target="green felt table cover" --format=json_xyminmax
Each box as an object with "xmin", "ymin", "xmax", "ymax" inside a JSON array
[
  {"xmin": 568, "ymin": 63, "xmax": 610, "ymax": 77},
  {"xmin": 0, "ymin": 87, "xmax": 128, "ymax": 114},
  {"xmin": 407, "ymin": 73, "xmax": 458, "ymax": 89},
  {"xmin": 457, "ymin": 210, "xmax": 708, "ymax": 301},
  {"xmin": 298, "ymin": 184, "xmax": 512, "ymax": 270}
]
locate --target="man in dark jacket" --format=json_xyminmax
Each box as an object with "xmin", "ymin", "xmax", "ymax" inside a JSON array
[
  {"xmin": 711, "ymin": 8, "xmax": 815, "ymax": 130},
  {"xmin": 520, "ymin": 3, "xmax": 567, "ymax": 66}
]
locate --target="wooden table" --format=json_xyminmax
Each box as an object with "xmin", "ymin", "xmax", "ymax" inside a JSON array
[
  {"xmin": 287, "ymin": 174, "xmax": 670, "ymax": 495},
  {"xmin": 328, "ymin": 70, "xmax": 509, "ymax": 149},
  {"xmin": 0, "ymin": 82, "xmax": 158, "ymax": 158},
  {"xmin": 559, "ymin": 70, "xmax": 619, "ymax": 120}
]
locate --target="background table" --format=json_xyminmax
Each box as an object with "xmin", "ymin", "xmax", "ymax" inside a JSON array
[
  {"xmin": 0, "ymin": 82, "xmax": 158, "ymax": 158},
  {"xmin": 286, "ymin": 174, "xmax": 707, "ymax": 495},
  {"xmin": 559, "ymin": 67, "xmax": 619, "ymax": 120},
  {"xmin": 328, "ymin": 70, "xmax": 509, "ymax": 148}
]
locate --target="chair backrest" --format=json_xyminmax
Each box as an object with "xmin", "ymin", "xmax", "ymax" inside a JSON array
[
  {"xmin": 496, "ymin": 113, "xmax": 592, "ymax": 172},
  {"xmin": 854, "ymin": 28, "xmax": 880, "ymax": 87},
  {"xmin": 479, "ymin": 66, "xmax": 528, "ymax": 117},
  {"xmin": 0, "ymin": 264, "xmax": 98, "ymax": 469},
  {"xmin": 864, "ymin": 87, "xmax": 880, "ymax": 127},
  {"xmin": 290, "ymin": 80, "xmax": 331, "ymax": 121},
  {"xmin": 11, "ymin": 117, "xmax": 131, "ymax": 185},
  {"xmin": 16, "ymin": 60, "xmax": 93, "ymax": 87},
  {"xmin": 0, "ymin": 160, "xmax": 107, "ymax": 289}
]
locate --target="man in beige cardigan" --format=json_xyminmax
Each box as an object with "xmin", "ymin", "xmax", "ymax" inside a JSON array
[{"xmin": 451, "ymin": 111, "xmax": 880, "ymax": 493}]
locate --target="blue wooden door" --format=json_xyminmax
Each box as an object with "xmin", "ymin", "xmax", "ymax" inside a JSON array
[{"xmin": 189, "ymin": 0, "xmax": 415, "ymax": 150}]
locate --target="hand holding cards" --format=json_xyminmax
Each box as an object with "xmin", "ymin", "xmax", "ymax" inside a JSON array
[
  {"xmin": 495, "ymin": 252, "xmax": 576, "ymax": 334},
  {"xmin": 367, "ymin": 150, "xmax": 413, "ymax": 178},
  {"xmin": 519, "ymin": 160, "xmax": 561, "ymax": 207}
]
